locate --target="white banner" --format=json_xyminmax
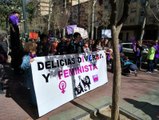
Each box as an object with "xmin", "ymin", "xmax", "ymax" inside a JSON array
[{"xmin": 31, "ymin": 51, "xmax": 108, "ymax": 117}]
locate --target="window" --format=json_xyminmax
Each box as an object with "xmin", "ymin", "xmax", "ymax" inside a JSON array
[
  {"xmin": 131, "ymin": 0, "xmax": 137, "ymax": 2},
  {"xmin": 140, "ymin": 0, "xmax": 146, "ymax": 5},
  {"xmin": 123, "ymin": 44, "xmax": 132, "ymax": 49},
  {"xmin": 130, "ymin": 18, "xmax": 135, "ymax": 23},
  {"xmin": 131, "ymin": 9, "xmax": 136, "ymax": 13},
  {"xmin": 140, "ymin": 9, "xmax": 145, "ymax": 16}
]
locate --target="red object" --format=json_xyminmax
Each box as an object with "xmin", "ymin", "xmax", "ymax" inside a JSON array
[{"xmin": 29, "ymin": 32, "xmax": 38, "ymax": 40}]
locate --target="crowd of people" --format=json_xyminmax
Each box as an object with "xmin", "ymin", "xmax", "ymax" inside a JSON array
[
  {"xmin": 0, "ymin": 11, "xmax": 159, "ymax": 105},
  {"xmin": 131, "ymin": 39, "xmax": 159, "ymax": 73}
]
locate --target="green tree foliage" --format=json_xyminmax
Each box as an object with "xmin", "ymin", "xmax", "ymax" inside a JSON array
[{"xmin": 26, "ymin": 0, "xmax": 39, "ymax": 23}]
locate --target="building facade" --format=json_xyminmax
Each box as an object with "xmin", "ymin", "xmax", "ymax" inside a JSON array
[
  {"xmin": 121, "ymin": 0, "xmax": 159, "ymax": 41},
  {"xmin": 37, "ymin": 0, "xmax": 159, "ymax": 40}
]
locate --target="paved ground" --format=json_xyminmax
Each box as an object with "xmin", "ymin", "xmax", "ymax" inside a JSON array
[{"xmin": 0, "ymin": 64, "xmax": 159, "ymax": 120}]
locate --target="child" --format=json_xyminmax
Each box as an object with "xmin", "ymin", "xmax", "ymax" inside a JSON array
[{"xmin": 20, "ymin": 41, "xmax": 37, "ymax": 106}]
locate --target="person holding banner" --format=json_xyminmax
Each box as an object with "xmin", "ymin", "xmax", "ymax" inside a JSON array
[
  {"xmin": 83, "ymin": 41, "xmax": 91, "ymax": 54},
  {"xmin": 37, "ymin": 34, "xmax": 50, "ymax": 56},
  {"xmin": 9, "ymin": 11, "xmax": 23, "ymax": 74},
  {"xmin": 68, "ymin": 32, "xmax": 84, "ymax": 54},
  {"xmin": 20, "ymin": 42, "xmax": 37, "ymax": 106}
]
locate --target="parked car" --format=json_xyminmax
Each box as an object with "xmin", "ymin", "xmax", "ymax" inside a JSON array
[{"xmin": 121, "ymin": 42, "xmax": 148, "ymax": 63}]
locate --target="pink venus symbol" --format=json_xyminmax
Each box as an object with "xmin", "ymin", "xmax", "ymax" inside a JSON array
[{"xmin": 59, "ymin": 81, "xmax": 67, "ymax": 94}]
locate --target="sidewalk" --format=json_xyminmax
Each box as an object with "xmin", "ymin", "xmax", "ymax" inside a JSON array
[{"xmin": 0, "ymin": 65, "xmax": 159, "ymax": 120}]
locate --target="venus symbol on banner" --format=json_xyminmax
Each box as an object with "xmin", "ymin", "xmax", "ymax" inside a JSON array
[{"xmin": 59, "ymin": 80, "xmax": 67, "ymax": 94}]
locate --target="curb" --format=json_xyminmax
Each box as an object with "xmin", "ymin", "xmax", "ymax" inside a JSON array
[
  {"xmin": 72, "ymin": 103, "xmax": 110, "ymax": 120},
  {"xmin": 73, "ymin": 103, "xmax": 143, "ymax": 120}
]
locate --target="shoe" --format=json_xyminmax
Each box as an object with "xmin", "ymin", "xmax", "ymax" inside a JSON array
[
  {"xmin": 154, "ymin": 69, "xmax": 158, "ymax": 72},
  {"xmin": 146, "ymin": 71, "xmax": 152, "ymax": 73},
  {"xmin": 134, "ymin": 71, "xmax": 137, "ymax": 76}
]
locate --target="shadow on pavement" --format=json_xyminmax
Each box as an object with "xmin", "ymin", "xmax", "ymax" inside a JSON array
[
  {"xmin": 124, "ymin": 98, "xmax": 159, "ymax": 120},
  {"xmin": 4, "ymin": 64, "xmax": 39, "ymax": 119},
  {"xmin": 71, "ymin": 101, "xmax": 110, "ymax": 120}
]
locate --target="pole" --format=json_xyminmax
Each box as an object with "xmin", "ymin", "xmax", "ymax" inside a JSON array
[
  {"xmin": 91, "ymin": 0, "xmax": 97, "ymax": 40},
  {"xmin": 63, "ymin": 0, "xmax": 67, "ymax": 37},
  {"xmin": 48, "ymin": 0, "xmax": 52, "ymax": 32},
  {"xmin": 78, "ymin": 0, "xmax": 80, "ymax": 25},
  {"xmin": 21, "ymin": 0, "xmax": 28, "ymax": 34}
]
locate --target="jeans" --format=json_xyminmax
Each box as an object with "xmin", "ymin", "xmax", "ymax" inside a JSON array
[
  {"xmin": 135, "ymin": 56, "xmax": 142, "ymax": 69},
  {"xmin": 154, "ymin": 58, "xmax": 159, "ymax": 69},
  {"xmin": 147, "ymin": 60, "xmax": 154, "ymax": 72}
]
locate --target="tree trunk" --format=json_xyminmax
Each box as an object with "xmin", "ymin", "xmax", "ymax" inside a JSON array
[
  {"xmin": 139, "ymin": 0, "xmax": 148, "ymax": 44},
  {"xmin": 48, "ymin": 0, "xmax": 52, "ymax": 31},
  {"xmin": 111, "ymin": 25, "xmax": 122, "ymax": 120},
  {"xmin": 109, "ymin": 1, "xmax": 130, "ymax": 120},
  {"xmin": 139, "ymin": 17, "xmax": 146, "ymax": 44},
  {"xmin": 91, "ymin": 0, "xmax": 97, "ymax": 39}
]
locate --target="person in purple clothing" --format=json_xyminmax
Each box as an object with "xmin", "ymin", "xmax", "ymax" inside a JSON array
[
  {"xmin": 154, "ymin": 40, "xmax": 159, "ymax": 71},
  {"xmin": 9, "ymin": 11, "xmax": 23, "ymax": 74},
  {"xmin": 133, "ymin": 41, "xmax": 143, "ymax": 70}
]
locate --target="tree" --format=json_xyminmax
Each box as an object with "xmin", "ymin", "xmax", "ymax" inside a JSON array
[
  {"xmin": 109, "ymin": 0, "xmax": 130, "ymax": 120},
  {"xmin": 0, "ymin": 0, "xmax": 21, "ymax": 30},
  {"xmin": 51, "ymin": 0, "xmax": 70, "ymax": 37},
  {"xmin": 139, "ymin": 0, "xmax": 148, "ymax": 44},
  {"xmin": 139, "ymin": 0, "xmax": 159, "ymax": 43},
  {"xmin": 26, "ymin": 0, "xmax": 39, "ymax": 23},
  {"xmin": 91, "ymin": 0, "xmax": 97, "ymax": 39}
]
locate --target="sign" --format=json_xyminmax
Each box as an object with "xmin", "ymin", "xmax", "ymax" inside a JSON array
[
  {"xmin": 74, "ymin": 27, "xmax": 88, "ymax": 39},
  {"xmin": 31, "ymin": 51, "xmax": 108, "ymax": 117},
  {"xmin": 66, "ymin": 25, "xmax": 88, "ymax": 39},
  {"xmin": 66, "ymin": 25, "xmax": 77, "ymax": 35},
  {"xmin": 29, "ymin": 32, "xmax": 39, "ymax": 40},
  {"xmin": 101, "ymin": 29, "xmax": 112, "ymax": 38},
  {"xmin": 72, "ymin": 0, "xmax": 89, "ymax": 6}
]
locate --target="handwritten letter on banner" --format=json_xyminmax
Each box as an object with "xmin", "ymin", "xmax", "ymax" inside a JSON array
[{"xmin": 31, "ymin": 50, "xmax": 108, "ymax": 117}]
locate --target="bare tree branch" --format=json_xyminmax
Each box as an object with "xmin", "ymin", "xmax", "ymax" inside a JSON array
[
  {"xmin": 109, "ymin": 0, "xmax": 117, "ymax": 25},
  {"xmin": 117, "ymin": 0, "xmax": 130, "ymax": 26},
  {"xmin": 148, "ymin": 4, "xmax": 159, "ymax": 22}
]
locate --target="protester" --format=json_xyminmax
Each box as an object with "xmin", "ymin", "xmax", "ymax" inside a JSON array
[
  {"xmin": 56, "ymin": 37, "xmax": 67, "ymax": 55},
  {"xmin": 0, "ymin": 32, "xmax": 8, "ymax": 63},
  {"xmin": 89, "ymin": 39, "xmax": 95, "ymax": 51},
  {"xmin": 133, "ymin": 40, "xmax": 143, "ymax": 70},
  {"xmin": 146, "ymin": 43, "xmax": 156, "ymax": 73},
  {"xmin": 49, "ymin": 39, "xmax": 58, "ymax": 55},
  {"xmin": 153, "ymin": 40, "xmax": 159, "ymax": 71},
  {"xmin": 9, "ymin": 11, "xmax": 23, "ymax": 74},
  {"xmin": 20, "ymin": 41, "xmax": 37, "ymax": 106},
  {"xmin": 36, "ymin": 34, "xmax": 50, "ymax": 56},
  {"xmin": 96, "ymin": 40, "xmax": 103, "ymax": 50},
  {"xmin": 106, "ymin": 48, "xmax": 113, "ymax": 68},
  {"xmin": 121, "ymin": 53, "xmax": 138, "ymax": 76},
  {"xmin": 83, "ymin": 41, "xmax": 91, "ymax": 54},
  {"xmin": 68, "ymin": 32, "xmax": 84, "ymax": 54}
]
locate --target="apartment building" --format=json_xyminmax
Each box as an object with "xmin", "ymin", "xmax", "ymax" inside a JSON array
[{"xmin": 121, "ymin": 0, "xmax": 159, "ymax": 41}]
